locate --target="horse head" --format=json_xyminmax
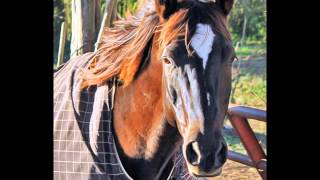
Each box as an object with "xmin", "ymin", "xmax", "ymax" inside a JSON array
[{"xmin": 156, "ymin": 0, "xmax": 235, "ymax": 177}]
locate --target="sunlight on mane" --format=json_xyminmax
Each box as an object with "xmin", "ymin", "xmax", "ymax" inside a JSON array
[{"xmin": 81, "ymin": 3, "xmax": 230, "ymax": 89}]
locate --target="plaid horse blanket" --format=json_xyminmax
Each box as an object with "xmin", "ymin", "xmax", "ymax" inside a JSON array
[{"xmin": 53, "ymin": 53, "xmax": 200, "ymax": 180}]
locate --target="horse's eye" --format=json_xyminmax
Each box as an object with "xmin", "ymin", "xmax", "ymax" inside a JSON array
[
  {"xmin": 163, "ymin": 58, "xmax": 172, "ymax": 64},
  {"xmin": 162, "ymin": 57, "xmax": 174, "ymax": 65}
]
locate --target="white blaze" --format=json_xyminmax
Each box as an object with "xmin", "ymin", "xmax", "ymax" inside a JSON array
[
  {"xmin": 164, "ymin": 24, "xmax": 216, "ymax": 134},
  {"xmin": 190, "ymin": 23, "xmax": 215, "ymax": 69},
  {"xmin": 172, "ymin": 65, "xmax": 205, "ymax": 134}
]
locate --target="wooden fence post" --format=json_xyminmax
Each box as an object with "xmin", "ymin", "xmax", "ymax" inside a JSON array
[
  {"xmin": 95, "ymin": 0, "xmax": 117, "ymax": 51},
  {"xmin": 57, "ymin": 22, "xmax": 67, "ymax": 67},
  {"xmin": 70, "ymin": 0, "xmax": 101, "ymax": 58}
]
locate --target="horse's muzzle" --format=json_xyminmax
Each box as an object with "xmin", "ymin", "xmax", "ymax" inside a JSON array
[{"xmin": 184, "ymin": 140, "xmax": 227, "ymax": 177}]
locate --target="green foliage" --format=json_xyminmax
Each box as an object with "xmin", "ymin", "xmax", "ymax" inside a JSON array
[
  {"xmin": 236, "ymin": 45, "xmax": 266, "ymax": 57},
  {"xmin": 117, "ymin": 0, "xmax": 138, "ymax": 17},
  {"xmin": 229, "ymin": 0, "xmax": 266, "ymax": 46}
]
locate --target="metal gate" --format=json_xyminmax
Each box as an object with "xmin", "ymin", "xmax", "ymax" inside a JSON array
[{"xmin": 226, "ymin": 105, "xmax": 267, "ymax": 179}]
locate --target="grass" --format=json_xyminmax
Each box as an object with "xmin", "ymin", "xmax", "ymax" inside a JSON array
[
  {"xmin": 231, "ymin": 75, "xmax": 266, "ymax": 108},
  {"xmin": 224, "ymin": 45, "xmax": 267, "ymax": 155},
  {"xmin": 224, "ymin": 133, "xmax": 247, "ymax": 155},
  {"xmin": 224, "ymin": 119, "xmax": 267, "ymax": 155},
  {"xmin": 231, "ymin": 46, "xmax": 266, "ymax": 109},
  {"xmin": 236, "ymin": 44, "xmax": 266, "ymax": 58}
]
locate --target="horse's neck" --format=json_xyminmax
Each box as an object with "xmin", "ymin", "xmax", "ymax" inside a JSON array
[
  {"xmin": 113, "ymin": 42, "xmax": 165, "ymax": 159},
  {"xmin": 113, "ymin": 121, "xmax": 181, "ymax": 180},
  {"xmin": 113, "ymin": 38, "xmax": 181, "ymax": 179}
]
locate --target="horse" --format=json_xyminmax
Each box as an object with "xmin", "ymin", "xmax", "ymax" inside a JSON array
[{"xmin": 54, "ymin": 0, "xmax": 235, "ymax": 179}]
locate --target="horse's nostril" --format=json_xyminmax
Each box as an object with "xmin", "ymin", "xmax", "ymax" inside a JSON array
[
  {"xmin": 214, "ymin": 143, "xmax": 227, "ymax": 168},
  {"xmin": 186, "ymin": 142, "xmax": 201, "ymax": 165},
  {"xmin": 185, "ymin": 141, "xmax": 228, "ymax": 171}
]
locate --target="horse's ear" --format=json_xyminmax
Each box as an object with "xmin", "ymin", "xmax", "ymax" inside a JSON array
[
  {"xmin": 155, "ymin": 0, "xmax": 178, "ymax": 21},
  {"xmin": 217, "ymin": 0, "xmax": 234, "ymax": 15}
]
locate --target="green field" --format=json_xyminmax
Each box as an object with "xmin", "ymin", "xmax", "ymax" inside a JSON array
[{"xmin": 224, "ymin": 45, "xmax": 266, "ymax": 155}]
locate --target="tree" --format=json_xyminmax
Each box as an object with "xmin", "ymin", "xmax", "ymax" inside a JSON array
[{"xmin": 229, "ymin": 0, "xmax": 266, "ymax": 46}]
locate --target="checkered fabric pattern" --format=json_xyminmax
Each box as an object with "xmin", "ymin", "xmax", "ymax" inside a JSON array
[{"xmin": 53, "ymin": 53, "xmax": 203, "ymax": 180}]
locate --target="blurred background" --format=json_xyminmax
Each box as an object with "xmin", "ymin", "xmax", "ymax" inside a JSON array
[{"xmin": 53, "ymin": 0, "xmax": 266, "ymax": 179}]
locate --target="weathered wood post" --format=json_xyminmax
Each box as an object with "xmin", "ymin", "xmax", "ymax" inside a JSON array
[
  {"xmin": 57, "ymin": 22, "xmax": 67, "ymax": 67},
  {"xmin": 95, "ymin": 0, "xmax": 117, "ymax": 51},
  {"xmin": 70, "ymin": 0, "xmax": 101, "ymax": 58}
]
